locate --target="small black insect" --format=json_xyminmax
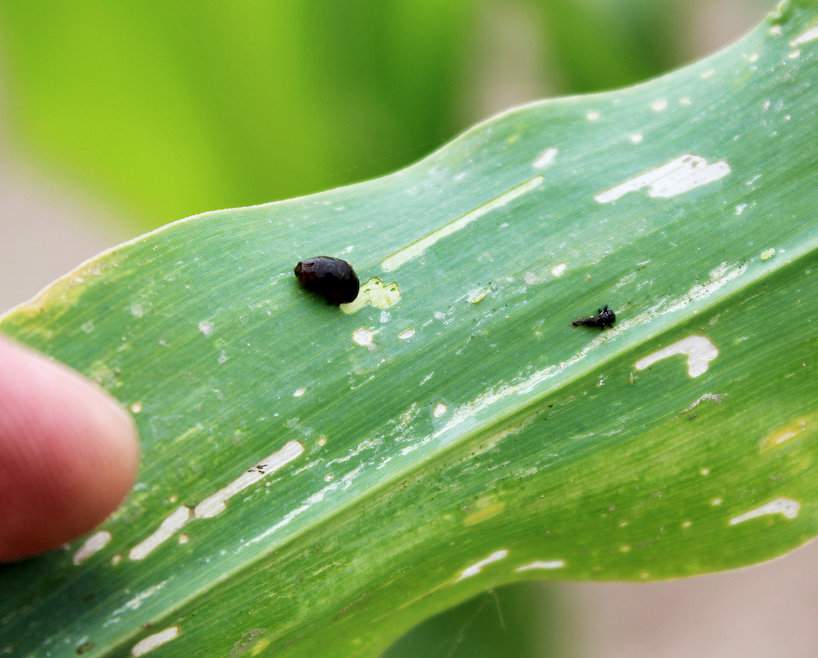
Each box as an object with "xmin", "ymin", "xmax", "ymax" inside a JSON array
[
  {"xmin": 294, "ymin": 256, "xmax": 360, "ymax": 305},
  {"xmin": 572, "ymin": 304, "xmax": 616, "ymax": 329}
]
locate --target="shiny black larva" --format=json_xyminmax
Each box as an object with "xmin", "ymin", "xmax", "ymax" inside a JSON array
[{"xmin": 294, "ymin": 256, "xmax": 360, "ymax": 305}]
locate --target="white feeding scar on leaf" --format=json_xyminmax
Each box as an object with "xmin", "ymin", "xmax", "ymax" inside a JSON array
[
  {"xmin": 112, "ymin": 581, "xmax": 168, "ymax": 616},
  {"xmin": 352, "ymin": 327, "xmax": 375, "ymax": 348},
  {"xmin": 515, "ymin": 560, "xmax": 565, "ymax": 572},
  {"xmin": 685, "ymin": 392, "xmax": 724, "ymax": 411},
  {"xmin": 594, "ymin": 155, "xmax": 730, "ymax": 203},
  {"xmin": 244, "ymin": 465, "xmax": 364, "ymax": 548},
  {"xmin": 129, "ymin": 441, "xmax": 304, "ymax": 560},
  {"xmin": 73, "ymin": 531, "xmax": 111, "ymax": 565},
  {"xmin": 129, "ymin": 506, "xmax": 191, "ymax": 561},
  {"xmin": 467, "ymin": 287, "xmax": 490, "ymax": 304},
  {"xmin": 791, "ymin": 25, "xmax": 818, "ymax": 46},
  {"xmin": 729, "ymin": 498, "xmax": 800, "ymax": 526},
  {"xmin": 381, "ymin": 176, "xmax": 543, "ymax": 272},
  {"xmin": 457, "ymin": 549, "xmax": 509, "ymax": 581},
  {"xmin": 419, "ymin": 264, "xmax": 742, "ymax": 455},
  {"xmin": 665, "ymin": 262, "xmax": 746, "ymax": 313},
  {"xmin": 131, "ymin": 626, "xmax": 179, "ymax": 656},
  {"xmin": 195, "ymin": 441, "xmax": 304, "ymax": 518},
  {"xmin": 532, "ymin": 147, "xmax": 558, "ymax": 169},
  {"xmin": 635, "ymin": 335, "xmax": 718, "ymax": 378}
]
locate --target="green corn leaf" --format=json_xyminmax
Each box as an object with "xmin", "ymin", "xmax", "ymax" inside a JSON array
[
  {"xmin": 382, "ymin": 583, "xmax": 560, "ymax": 658},
  {"xmin": 1, "ymin": 2, "xmax": 817, "ymax": 656}
]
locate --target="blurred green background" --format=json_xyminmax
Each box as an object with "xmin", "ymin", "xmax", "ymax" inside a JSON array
[
  {"xmin": 0, "ymin": 0, "xmax": 766, "ymax": 232},
  {"xmin": 8, "ymin": 2, "xmax": 817, "ymax": 658}
]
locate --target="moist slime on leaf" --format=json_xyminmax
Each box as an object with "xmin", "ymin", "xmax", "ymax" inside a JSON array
[{"xmin": 294, "ymin": 256, "xmax": 360, "ymax": 305}]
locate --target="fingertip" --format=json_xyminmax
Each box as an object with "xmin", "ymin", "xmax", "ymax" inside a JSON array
[{"xmin": 0, "ymin": 336, "xmax": 140, "ymax": 561}]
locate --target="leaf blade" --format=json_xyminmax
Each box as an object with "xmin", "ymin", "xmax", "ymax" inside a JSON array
[{"xmin": 1, "ymin": 3, "xmax": 817, "ymax": 656}]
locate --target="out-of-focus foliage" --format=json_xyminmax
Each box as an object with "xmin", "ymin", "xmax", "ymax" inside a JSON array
[
  {"xmin": 529, "ymin": 0, "xmax": 684, "ymax": 92},
  {"xmin": 0, "ymin": 1, "xmax": 473, "ymax": 228},
  {"xmin": 0, "ymin": 0, "xmax": 766, "ymax": 231},
  {"xmin": 528, "ymin": 0, "xmax": 770, "ymax": 93},
  {"xmin": 382, "ymin": 583, "xmax": 560, "ymax": 658}
]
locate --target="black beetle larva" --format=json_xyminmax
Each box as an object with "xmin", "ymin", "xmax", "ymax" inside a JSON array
[
  {"xmin": 572, "ymin": 304, "xmax": 616, "ymax": 329},
  {"xmin": 294, "ymin": 256, "xmax": 360, "ymax": 305}
]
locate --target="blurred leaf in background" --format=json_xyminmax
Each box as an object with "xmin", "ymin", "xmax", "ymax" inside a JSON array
[
  {"xmin": 521, "ymin": 0, "xmax": 770, "ymax": 94},
  {"xmin": 0, "ymin": 0, "xmax": 767, "ymax": 232},
  {"xmin": 528, "ymin": 0, "xmax": 683, "ymax": 92},
  {"xmin": 0, "ymin": 0, "xmax": 473, "ymax": 229},
  {"xmin": 383, "ymin": 584, "xmax": 562, "ymax": 658}
]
